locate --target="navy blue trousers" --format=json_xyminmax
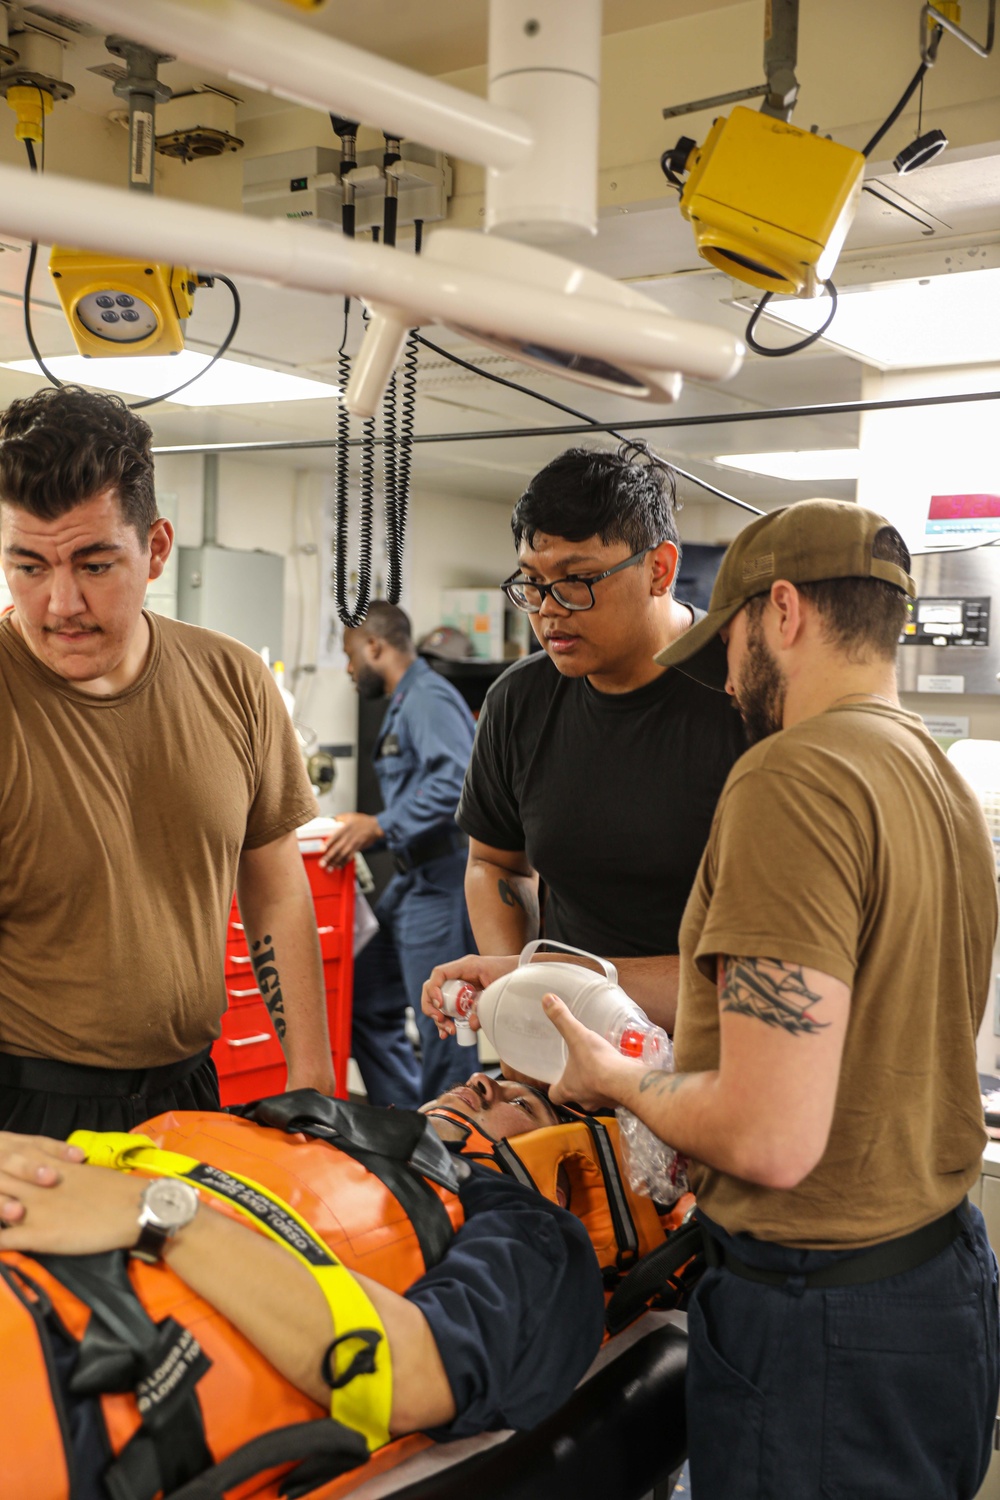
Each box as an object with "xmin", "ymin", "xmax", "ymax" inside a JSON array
[
  {"xmin": 351, "ymin": 852, "xmax": 475, "ymax": 1109},
  {"xmin": 687, "ymin": 1201, "xmax": 999, "ymax": 1500}
]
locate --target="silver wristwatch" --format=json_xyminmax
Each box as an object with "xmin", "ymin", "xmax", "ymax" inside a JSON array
[{"xmin": 131, "ymin": 1178, "xmax": 200, "ymax": 1264}]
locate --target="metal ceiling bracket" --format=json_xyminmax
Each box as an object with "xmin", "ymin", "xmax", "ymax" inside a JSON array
[
  {"xmin": 106, "ymin": 34, "xmax": 172, "ymax": 192},
  {"xmin": 760, "ymin": 0, "xmax": 800, "ymax": 120},
  {"xmin": 662, "ymin": 0, "xmax": 799, "ymax": 123},
  {"xmin": 922, "ymin": 0, "xmax": 995, "ymax": 62}
]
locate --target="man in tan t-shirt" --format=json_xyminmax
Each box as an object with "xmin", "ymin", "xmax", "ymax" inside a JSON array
[
  {"xmin": 0, "ymin": 385, "xmax": 335, "ymax": 1135},
  {"xmin": 543, "ymin": 498, "xmax": 999, "ymax": 1500}
]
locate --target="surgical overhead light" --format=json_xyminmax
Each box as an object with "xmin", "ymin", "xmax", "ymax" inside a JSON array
[
  {"xmin": 347, "ymin": 227, "xmax": 742, "ymax": 418},
  {"xmin": 663, "ymin": 108, "xmax": 865, "ymax": 299},
  {"xmin": 49, "ymin": 249, "xmax": 196, "ymax": 357}
]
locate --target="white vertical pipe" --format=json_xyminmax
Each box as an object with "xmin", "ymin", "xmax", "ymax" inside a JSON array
[
  {"xmin": 47, "ymin": 0, "xmax": 534, "ymax": 170},
  {"xmin": 486, "ymin": 0, "xmax": 602, "ymax": 242}
]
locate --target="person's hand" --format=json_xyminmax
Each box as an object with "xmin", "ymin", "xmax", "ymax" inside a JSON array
[
  {"xmin": 0, "ymin": 1132, "xmax": 86, "ymax": 1189},
  {"xmin": 0, "ymin": 1148, "xmax": 148, "ymax": 1255},
  {"xmin": 319, "ymin": 814, "xmax": 382, "ymax": 869},
  {"xmin": 421, "ymin": 954, "xmax": 519, "ymax": 1039},
  {"xmin": 543, "ymin": 993, "xmax": 635, "ymax": 1112}
]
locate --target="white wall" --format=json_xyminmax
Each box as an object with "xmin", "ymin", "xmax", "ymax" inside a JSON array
[{"xmin": 152, "ymin": 451, "xmax": 517, "ymax": 809}]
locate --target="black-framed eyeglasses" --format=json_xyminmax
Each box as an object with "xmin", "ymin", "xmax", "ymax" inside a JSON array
[{"xmin": 501, "ymin": 545, "xmax": 660, "ymax": 614}]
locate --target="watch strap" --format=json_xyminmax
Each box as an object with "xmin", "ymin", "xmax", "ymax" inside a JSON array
[{"xmin": 131, "ymin": 1218, "xmax": 172, "ymax": 1265}]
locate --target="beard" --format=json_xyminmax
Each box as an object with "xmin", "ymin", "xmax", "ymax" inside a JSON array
[
  {"xmin": 354, "ymin": 663, "xmax": 386, "ymax": 699},
  {"xmin": 735, "ymin": 612, "xmax": 786, "ymax": 745}
]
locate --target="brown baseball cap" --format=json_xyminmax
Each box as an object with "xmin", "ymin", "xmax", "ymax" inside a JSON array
[{"xmin": 657, "ymin": 498, "xmax": 915, "ymax": 685}]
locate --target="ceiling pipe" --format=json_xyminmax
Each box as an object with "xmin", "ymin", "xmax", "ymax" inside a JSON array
[
  {"xmin": 46, "ymin": 0, "xmax": 534, "ymax": 171},
  {"xmin": 0, "ymin": 163, "xmax": 744, "ymax": 411},
  {"xmin": 149, "ymin": 386, "xmax": 1000, "ymax": 456}
]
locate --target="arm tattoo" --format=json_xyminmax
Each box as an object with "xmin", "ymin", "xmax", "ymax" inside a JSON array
[
  {"xmin": 721, "ymin": 957, "xmax": 829, "ymax": 1037},
  {"xmin": 498, "ymin": 878, "xmax": 539, "ymax": 927},
  {"xmin": 250, "ymin": 933, "xmax": 287, "ymax": 1042},
  {"xmin": 638, "ymin": 1071, "xmax": 690, "ymax": 1098}
]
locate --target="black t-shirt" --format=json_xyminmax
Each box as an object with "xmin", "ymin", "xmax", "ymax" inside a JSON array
[{"xmin": 458, "ymin": 651, "xmax": 746, "ymax": 957}]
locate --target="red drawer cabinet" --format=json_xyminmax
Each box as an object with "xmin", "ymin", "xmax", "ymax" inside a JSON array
[{"xmin": 213, "ymin": 852, "xmax": 355, "ymax": 1106}]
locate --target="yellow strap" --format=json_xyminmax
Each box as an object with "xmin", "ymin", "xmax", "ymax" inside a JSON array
[{"xmin": 69, "ymin": 1129, "xmax": 393, "ymax": 1450}]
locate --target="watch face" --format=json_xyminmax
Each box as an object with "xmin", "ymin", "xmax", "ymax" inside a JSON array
[{"xmin": 144, "ymin": 1178, "xmax": 199, "ymax": 1229}]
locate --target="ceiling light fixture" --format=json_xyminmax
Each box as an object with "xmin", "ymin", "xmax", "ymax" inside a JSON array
[
  {"xmin": 3, "ymin": 351, "xmax": 338, "ymax": 405},
  {"xmin": 742, "ymin": 266, "xmax": 1000, "ymax": 368},
  {"xmin": 713, "ymin": 449, "xmax": 862, "ymax": 481}
]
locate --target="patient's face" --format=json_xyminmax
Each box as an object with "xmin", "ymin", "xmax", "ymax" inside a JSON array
[{"xmin": 421, "ymin": 1072, "xmax": 558, "ymax": 1141}]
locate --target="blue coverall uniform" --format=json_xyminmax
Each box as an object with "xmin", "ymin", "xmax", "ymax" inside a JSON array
[{"xmin": 353, "ymin": 657, "xmax": 477, "ymax": 1107}]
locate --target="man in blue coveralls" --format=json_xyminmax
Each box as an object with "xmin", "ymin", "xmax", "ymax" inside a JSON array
[{"xmin": 321, "ymin": 601, "xmax": 476, "ymax": 1107}]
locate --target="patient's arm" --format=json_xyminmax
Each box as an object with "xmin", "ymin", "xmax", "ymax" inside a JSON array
[{"xmin": 0, "ymin": 1143, "xmax": 454, "ymax": 1434}]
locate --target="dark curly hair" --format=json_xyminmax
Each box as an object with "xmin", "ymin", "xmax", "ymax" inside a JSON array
[
  {"xmin": 511, "ymin": 444, "xmax": 680, "ymax": 557},
  {"xmin": 0, "ymin": 385, "xmax": 157, "ymax": 536}
]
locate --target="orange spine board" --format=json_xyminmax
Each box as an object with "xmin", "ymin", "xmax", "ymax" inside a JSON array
[{"xmin": 139, "ymin": 1110, "xmax": 466, "ymax": 1292}]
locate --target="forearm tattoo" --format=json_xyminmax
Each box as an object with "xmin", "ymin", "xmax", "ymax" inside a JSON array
[
  {"xmin": 638, "ymin": 1071, "xmax": 690, "ymax": 1098},
  {"xmin": 498, "ymin": 878, "xmax": 539, "ymax": 927},
  {"xmin": 721, "ymin": 957, "xmax": 828, "ymax": 1037},
  {"xmin": 250, "ymin": 933, "xmax": 287, "ymax": 1042}
]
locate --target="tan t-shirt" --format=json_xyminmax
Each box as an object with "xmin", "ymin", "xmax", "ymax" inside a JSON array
[
  {"xmin": 0, "ymin": 612, "xmax": 317, "ymax": 1067},
  {"xmin": 675, "ymin": 703, "xmax": 998, "ymax": 1249}
]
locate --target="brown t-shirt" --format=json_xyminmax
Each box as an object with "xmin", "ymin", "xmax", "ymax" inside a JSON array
[
  {"xmin": 0, "ymin": 612, "xmax": 317, "ymax": 1067},
  {"xmin": 675, "ymin": 703, "xmax": 998, "ymax": 1249}
]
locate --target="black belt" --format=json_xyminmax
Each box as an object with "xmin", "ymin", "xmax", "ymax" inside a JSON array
[
  {"xmin": 701, "ymin": 1199, "xmax": 967, "ymax": 1290},
  {"xmin": 392, "ymin": 824, "xmax": 466, "ymax": 875},
  {"xmin": 0, "ymin": 1046, "xmax": 213, "ymax": 1098}
]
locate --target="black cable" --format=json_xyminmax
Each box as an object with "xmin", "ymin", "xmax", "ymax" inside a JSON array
[
  {"xmin": 127, "ymin": 275, "xmax": 240, "ymax": 409},
  {"xmin": 414, "ymin": 333, "xmax": 763, "ymax": 516},
  {"xmin": 862, "ymin": 33, "xmax": 940, "ymax": 159},
  {"xmin": 745, "ymin": 281, "xmax": 838, "ymax": 359},
  {"xmin": 392, "ymin": 328, "xmax": 418, "ymax": 599},
  {"xmin": 22, "ymin": 133, "xmax": 68, "ymax": 390}
]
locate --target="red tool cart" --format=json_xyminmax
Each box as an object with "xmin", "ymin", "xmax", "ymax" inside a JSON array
[{"xmin": 212, "ymin": 847, "xmax": 355, "ymax": 1106}]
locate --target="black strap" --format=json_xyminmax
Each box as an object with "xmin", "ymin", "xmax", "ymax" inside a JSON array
[
  {"xmin": 605, "ymin": 1220, "xmax": 705, "ymax": 1335},
  {"xmin": 248, "ymin": 1091, "xmax": 462, "ymax": 1193},
  {"xmin": 490, "ymin": 1140, "xmax": 539, "ymax": 1191},
  {"xmin": 164, "ymin": 1419, "xmax": 369, "ymax": 1500},
  {"xmin": 38, "ymin": 1253, "xmax": 213, "ymax": 1500},
  {"xmin": 245, "ymin": 1092, "xmax": 458, "ymax": 1271},
  {"xmin": 700, "ymin": 1199, "xmax": 967, "ymax": 1290},
  {"xmin": 559, "ymin": 1108, "xmax": 640, "ymax": 1269}
]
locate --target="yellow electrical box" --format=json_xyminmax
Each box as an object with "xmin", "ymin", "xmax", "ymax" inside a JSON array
[
  {"xmin": 48, "ymin": 249, "xmax": 196, "ymax": 357},
  {"xmin": 678, "ymin": 107, "xmax": 865, "ymax": 297}
]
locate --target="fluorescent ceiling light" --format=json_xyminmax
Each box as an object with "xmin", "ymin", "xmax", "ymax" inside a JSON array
[
  {"xmin": 3, "ymin": 352, "xmax": 339, "ymax": 406},
  {"xmin": 714, "ymin": 450, "xmax": 862, "ymax": 481},
  {"xmin": 747, "ymin": 266, "xmax": 1000, "ymax": 369}
]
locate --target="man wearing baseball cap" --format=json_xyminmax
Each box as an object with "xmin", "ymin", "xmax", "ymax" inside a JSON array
[{"xmin": 544, "ymin": 498, "xmax": 999, "ymax": 1499}]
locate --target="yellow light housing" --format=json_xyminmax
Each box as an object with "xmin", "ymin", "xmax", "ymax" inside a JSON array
[
  {"xmin": 678, "ymin": 107, "xmax": 865, "ymax": 297},
  {"xmin": 48, "ymin": 248, "xmax": 196, "ymax": 357}
]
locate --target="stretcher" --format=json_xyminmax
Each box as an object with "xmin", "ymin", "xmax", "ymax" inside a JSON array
[{"xmin": 1, "ymin": 1093, "xmax": 696, "ymax": 1500}]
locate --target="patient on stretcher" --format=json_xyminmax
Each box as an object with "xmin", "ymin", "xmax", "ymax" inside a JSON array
[{"xmin": 0, "ymin": 1074, "xmax": 620, "ymax": 1497}]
